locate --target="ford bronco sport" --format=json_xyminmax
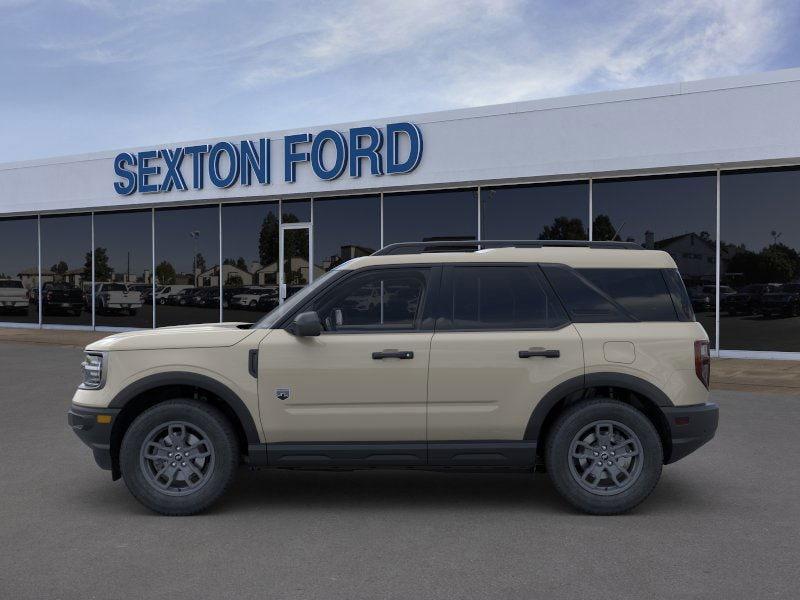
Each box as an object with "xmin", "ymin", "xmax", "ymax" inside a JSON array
[{"xmin": 68, "ymin": 240, "xmax": 718, "ymax": 515}]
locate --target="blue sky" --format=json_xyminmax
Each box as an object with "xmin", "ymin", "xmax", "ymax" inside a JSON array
[{"xmin": 1, "ymin": 0, "xmax": 799, "ymax": 163}]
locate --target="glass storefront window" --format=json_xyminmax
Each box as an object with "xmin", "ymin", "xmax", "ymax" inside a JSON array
[
  {"xmin": 221, "ymin": 201, "xmax": 279, "ymax": 322},
  {"xmin": 282, "ymin": 199, "xmax": 310, "ymax": 223},
  {"xmin": 313, "ymin": 195, "xmax": 380, "ymax": 271},
  {"xmin": 592, "ymin": 173, "xmax": 717, "ymax": 344},
  {"xmin": 39, "ymin": 214, "xmax": 92, "ymax": 326},
  {"xmin": 720, "ymin": 167, "xmax": 800, "ymax": 351},
  {"xmin": 383, "ymin": 189, "xmax": 478, "ymax": 245},
  {"xmin": 0, "ymin": 217, "xmax": 39, "ymax": 324},
  {"xmin": 154, "ymin": 205, "xmax": 220, "ymax": 327},
  {"xmin": 481, "ymin": 182, "xmax": 589, "ymax": 240},
  {"xmin": 93, "ymin": 210, "xmax": 153, "ymax": 328}
]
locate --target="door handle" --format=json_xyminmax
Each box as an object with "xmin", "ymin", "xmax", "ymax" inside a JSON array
[
  {"xmin": 518, "ymin": 348, "xmax": 560, "ymax": 359},
  {"xmin": 372, "ymin": 350, "xmax": 414, "ymax": 360}
]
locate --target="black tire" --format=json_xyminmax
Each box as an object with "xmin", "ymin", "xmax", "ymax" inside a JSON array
[
  {"xmin": 120, "ymin": 399, "xmax": 239, "ymax": 515},
  {"xmin": 545, "ymin": 399, "xmax": 663, "ymax": 515}
]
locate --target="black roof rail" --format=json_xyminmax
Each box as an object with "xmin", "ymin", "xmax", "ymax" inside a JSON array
[{"xmin": 372, "ymin": 240, "xmax": 644, "ymax": 255}]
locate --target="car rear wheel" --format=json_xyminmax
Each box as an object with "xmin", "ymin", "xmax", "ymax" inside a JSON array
[
  {"xmin": 545, "ymin": 399, "xmax": 663, "ymax": 515},
  {"xmin": 120, "ymin": 400, "xmax": 239, "ymax": 515}
]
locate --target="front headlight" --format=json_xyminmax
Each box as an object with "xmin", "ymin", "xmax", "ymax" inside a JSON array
[{"xmin": 80, "ymin": 352, "xmax": 106, "ymax": 389}]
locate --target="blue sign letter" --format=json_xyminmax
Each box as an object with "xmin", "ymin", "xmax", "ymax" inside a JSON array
[
  {"xmin": 159, "ymin": 148, "xmax": 187, "ymax": 192},
  {"xmin": 137, "ymin": 150, "xmax": 161, "ymax": 193},
  {"xmin": 209, "ymin": 142, "xmax": 240, "ymax": 188},
  {"xmin": 386, "ymin": 122, "xmax": 423, "ymax": 175},
  {"xmin": 349, "ymin": 127, "xmax": 383, "ymax": 177},
  {"xmin": 240, "ymin": 139, "xmax": 270, "ymax": 186},
  {"xmin": 184, "ymin": 145, "xmax": 210, "ymax": 189},
  {"xmin": 113, "ymin": 152, "xmax": 137, "ymax": 195},
  {"xmin": 311, "ymin": 130, "xmax": 347, "ymax": 181},
  {"xmin": 284, "ymin": 133, "xmax": 311, "ymax": 183}
]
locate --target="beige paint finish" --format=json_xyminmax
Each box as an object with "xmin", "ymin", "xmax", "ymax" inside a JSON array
[
  {"xmin": 343, "ymin": 247, "xmax": 677, "ymax": 271},
  {"xmin": 576, "ymin": 321, "xmax": 710, "ymax": 406},
  {"xmin": 603, "ymin": 341, "xmax": 636, "ymax": 364},
  {"xmin": 86, "ymin": 322, "xmax": 256, "ymax": 352},
  {"xmin": 427, "ymin": 326, "xmax": 585, "ymax": 440},
  {"xmin": 72, "ymin": 325, "xmax": 268, "ymax": 440},
  {"xmin": 257, "ymin": 329, "xmax": 432, "ymax": 442}
]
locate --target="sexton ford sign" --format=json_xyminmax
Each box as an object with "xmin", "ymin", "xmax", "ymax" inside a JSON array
[{"xmin": 112, "ymin": 122, "xmax": 423, "ymax": 196}]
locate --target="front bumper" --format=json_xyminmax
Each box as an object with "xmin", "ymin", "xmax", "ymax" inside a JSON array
[
  {"xmin": 67, "ymin": 404, "xmax": 121, "ymax": 471},
  {"xmin": 663, "ymin": 402, "xmax": 719, "ymax": 464}
]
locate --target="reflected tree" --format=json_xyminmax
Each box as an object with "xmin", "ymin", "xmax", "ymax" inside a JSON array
[
  {"xmin": 156, "ymin": 261, "xmax": 177, "ymax": 285},
  {"xmin": 539, "ymin": 216, "xmax": 588, "ymax": 240},
  {"xmin": 84, "ymin": 247, "xmax": 113, "ymax": 282},
  {"xmin": 592, "ymin": 214, "xmax": 619, "ymax": 241}
]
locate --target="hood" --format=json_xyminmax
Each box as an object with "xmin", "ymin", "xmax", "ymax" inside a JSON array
[{"xmin": 86, "ymin": 322, "xmax": 257, "ymax": 351}]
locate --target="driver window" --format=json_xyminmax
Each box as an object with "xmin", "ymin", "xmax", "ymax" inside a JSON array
[{"xmin": 312, "ymin": 269, "xmax": 428, "ymax": 332}]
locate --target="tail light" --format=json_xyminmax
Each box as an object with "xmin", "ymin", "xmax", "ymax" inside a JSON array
[{"xmin": 694, "ymin": 340, "xmax": 710, "ymax": 388}]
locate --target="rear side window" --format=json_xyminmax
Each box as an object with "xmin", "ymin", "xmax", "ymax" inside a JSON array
[
  {"xmin": 443, "ymin": 266, "xmax": 568, "ymax": 330},
  {"xmin": 0, "ymin": 280, "xmax": 23, "ymax": 288},
  {"xmin": 578, "ymin": 268, "xmax": 679, "ymax": 321},
  {"xmin": 541, "ymin": 265, "xmax": 631, "ymax": 323},
  {"xmin": 662, "ymin": 269, "xmax": 695, "ymax": 321}
]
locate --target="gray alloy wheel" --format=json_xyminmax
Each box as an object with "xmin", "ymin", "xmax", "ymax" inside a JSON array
[
  {"xmin": 120, "ymin": 400, "xmax": 239, "ymax": 515},
  {"xmin": 139, "ymin": 421, "xmax": 216, "ymax": 497},
  {"xmin": 545, "ymin": 399, "xmax": 662, "ymax": 515},
  {"xmin": 568, "ymin": 420, "xmax": 643, "ymax": 496}
]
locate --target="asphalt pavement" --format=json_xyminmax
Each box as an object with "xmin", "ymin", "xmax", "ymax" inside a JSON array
[{"xmin": 0, "ymin": 341, "xmax": 798, "ymax": 600}]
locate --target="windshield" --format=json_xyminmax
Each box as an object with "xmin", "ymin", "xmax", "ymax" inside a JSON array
[{"xmin": 255, "ymin": 268, "xmax": 343, "ymax": 329}]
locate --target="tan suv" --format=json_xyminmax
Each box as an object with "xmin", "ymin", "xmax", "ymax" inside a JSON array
[{"xmin": 68, "ymin": 240, "xmax": 718, "ymax": 515}]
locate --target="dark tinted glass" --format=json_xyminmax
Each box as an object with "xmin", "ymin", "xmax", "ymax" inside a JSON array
[
  {"xmin": 0, "ymin": 217, "xmax": 38, "ymax": 324},
  {"xmin": 221, "ymin": 202, "xmax": 279, "ymax": 323},
  {"xmin": 663, "ymin": 269, "xmax": 695, "ymax": 321},
  {"xmin": 154, "ymin": 206, "xmax": 219, "ymax": 326},
  {"xmin": 592, "ymin": 174, "xmax": 716, "ymax": 340},
  {"xmin": 720, "ymin": 167, "xmax": 800, "ymax": 351},
  {"xmin": 447, "ymin": 266, "xmax": 567, "ymax": 330},
  {"xmin": 542, "ymin": 265, "xmax": 630, "ymax": 322},
  {"xmin": 282, "ymin": 199, "xmax": 310, "ymax": 223},
  {"xmin": 40, "ymin": 214, "xmax": 91, "ymax": 325},
  {"xmin": 314, "ymin": 195, "xmax": 380, "ymax": 271},
  {"xmin": 578, "ymin": 269, "xmax": 678, "ymax": 321},
  {"xmin": 383, "ymin": 189, "xmax": 478, "ymax": 244},
  {"xmin": 93, "ymin": 210, "xmax": 152, "ymax": 328},
  {"xmin": 481, "ymin": 182, "xmax": 589, "ymax": 240},
  {"xmin": 311, "ymin": 268, "xmax": 428, "ymax": 331}
]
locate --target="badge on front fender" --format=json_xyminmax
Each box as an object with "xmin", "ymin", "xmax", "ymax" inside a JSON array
[{"xmin": 275, "ymin": 388, "xmax": 291, "ymax": 401}]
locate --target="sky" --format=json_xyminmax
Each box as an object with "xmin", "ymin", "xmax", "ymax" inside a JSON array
[{"xmin": 1, "ymin": 0, "xmax": 799, "ymax": 163}]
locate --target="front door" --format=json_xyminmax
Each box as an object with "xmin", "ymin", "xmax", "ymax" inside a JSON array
[
  {"xmin": 279, "ymin": 223, "xmax": 311, "ymax": 303},
  {"xmin": 426, "ymin": 265, "xmax": 585, "ymax": 462},
  {"xmin": 258, "ymin": 266, "xmax": 437, "ymax": 465}
]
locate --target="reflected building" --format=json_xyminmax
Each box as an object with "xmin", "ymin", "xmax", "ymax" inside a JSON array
[{"xmin": 2, "ymin": 69, "xmax": 800, "ymax": 356}]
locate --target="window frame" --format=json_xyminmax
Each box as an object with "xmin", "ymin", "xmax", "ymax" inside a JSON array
[
  {"xmin": 276, "ymin": 264, "xmax": 442, "ymax": 334},
  {"xmin": 435, "ymin": 263, "xmax": 571, "ymax": 332}
]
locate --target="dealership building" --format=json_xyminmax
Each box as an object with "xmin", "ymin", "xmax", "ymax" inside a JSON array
[{"xmin": 1, "ymin": 68, "xmax": 800, "ymax": 359}]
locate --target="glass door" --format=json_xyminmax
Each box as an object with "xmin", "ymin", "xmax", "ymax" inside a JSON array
[{"xmin": 279, "ymin": 223, "xmax": 312, "ymax": 303}]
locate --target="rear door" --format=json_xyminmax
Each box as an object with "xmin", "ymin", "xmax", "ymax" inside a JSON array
[{"xmin": 427, "ymin": 264, "xmax": 584, "ymax": 464}]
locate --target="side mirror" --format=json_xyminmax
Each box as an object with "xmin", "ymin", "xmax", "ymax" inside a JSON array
[{"xmin": 290, "ymin": 311, "xmax": 322, "ymax": 337}]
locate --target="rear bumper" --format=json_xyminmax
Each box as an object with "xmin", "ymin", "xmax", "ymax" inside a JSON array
[
  {"xmin": 663, "ymin": 402, "xmax": 719, "ymax": 464},
  {"xmin": 67, "ymin": 404, "xmax": 121, "ymax": 471}
]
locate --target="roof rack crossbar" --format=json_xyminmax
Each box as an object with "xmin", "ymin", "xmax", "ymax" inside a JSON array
[{"xmin": 372, "ymin": 240, "xmax": 643, "ymax": 255}]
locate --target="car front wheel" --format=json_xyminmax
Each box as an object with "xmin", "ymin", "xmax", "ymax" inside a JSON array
[
  {"xmin": 545, "ymin": 399, "xmax": 663, "ymax": 515},
  {"xmin": 120, "ymin": 400, "xmax": 239, "ymax": 515}
]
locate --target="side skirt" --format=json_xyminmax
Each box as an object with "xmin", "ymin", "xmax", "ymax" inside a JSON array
[{"xmin": 247, "ymin": 441, "xmax": 537, "ymax": 469}]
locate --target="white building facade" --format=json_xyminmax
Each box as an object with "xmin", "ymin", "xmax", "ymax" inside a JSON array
[{"xmin": 2, "ymin": 68, "xmax": 800, "ymax": 358}]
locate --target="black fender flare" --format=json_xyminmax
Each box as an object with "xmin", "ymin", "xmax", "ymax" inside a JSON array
[
  {"xmin": 108, "ymin": 371, "xmax": 261, "ymax": 445},
  {"xmin": 523, "ymin": 372, "xmax": 673, "ymax": 441}
]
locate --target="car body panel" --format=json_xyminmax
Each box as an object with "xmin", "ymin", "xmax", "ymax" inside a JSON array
[{"xmin": 427, "ymin": 326, "xmax": 585, "ymax": 440}]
